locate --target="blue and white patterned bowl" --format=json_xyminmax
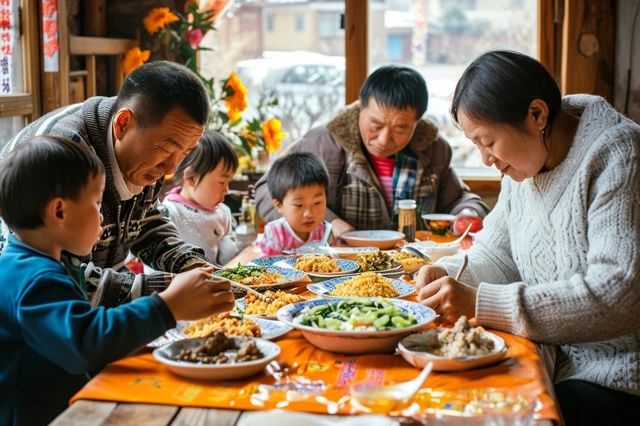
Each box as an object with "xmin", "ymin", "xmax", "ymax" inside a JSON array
[
  {"xmin": 307, "ymin": 275, "xmax": 415, "ymax": 298},
  {"xmin": 248, "ymin": 255, "xmax": 294, "ymax": 268},
  {"xmin": 275, "ymin": 257, "xmax": 360, "ymax": 282},
  {"xmin": 168, "ymin": 317, "xmax": 292, "ymax": 341},
  {"xmin": 214, "ymin": 265, "xmax": 306, "ymax": 290},
  {"xmin": 276, "ymin": 298, "xmax": 436, "ymax": 354}
]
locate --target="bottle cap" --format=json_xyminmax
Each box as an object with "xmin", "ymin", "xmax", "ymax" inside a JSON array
[{"xmin": 398, "ymin": 199, "xmax": 416, "ymax": 209}]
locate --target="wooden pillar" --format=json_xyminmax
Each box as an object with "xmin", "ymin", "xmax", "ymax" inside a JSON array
[
  {"xmin": 560, "ymin": 0, "xmax": 615, "ymax": 98},
  {"xmin": 84, "ymin": 0, "xmax": 107, "ymax": 95},
  {"xmin": 345, "ymin": 0, "xmax": 368, "ymax": 104}
]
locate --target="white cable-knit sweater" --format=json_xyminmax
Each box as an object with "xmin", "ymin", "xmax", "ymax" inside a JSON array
[{"xmin": 438, "ymin": 95, "xmax": 640, "ymax": 394}]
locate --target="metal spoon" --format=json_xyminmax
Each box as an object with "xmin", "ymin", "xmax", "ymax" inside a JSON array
[{"xmin": 401, "ymin": 246, "xmax": 432, "ymax": 263}]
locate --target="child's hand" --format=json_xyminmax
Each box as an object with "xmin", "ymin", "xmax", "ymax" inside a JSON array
[{"xmin": 159, "ymin": 267, "xmax": 234, "ymax": 321}]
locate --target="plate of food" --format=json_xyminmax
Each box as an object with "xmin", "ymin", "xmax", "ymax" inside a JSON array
[
  {"xmin": 392, "ymin": 251, "xmax": 430, "ymax": 274},
  {"xmin": 153, "ymin": 331, "xmax": 280, "ymax": 380},
  {"xmin": 275, "ymin": 255, "xmax": 360, "ymax": 281},
  {"xmin": 277, "ymin": 298, "xmax": 436, "ymax": 354},
  {"xmin": 215, "ymin": 263, "xmax": 306, "ymax": 290},
  {"xmin": 341, "ymin": 230, "xmax": 405, "ymax": 250},
  {"xmin": 354, "ymin": 251, "xmax": 403, "ymax": 274},
  {"xmin": 307, "ymin": 272, "xmax": 415, "ymax": 299},
  {"xmin": 166, "ymin": 312, "xmax": 292, "ymax": 341},
  {"xmin": 247, "ymin": 255, "xmax": 294, "ymax": 268},
  {"xmin": 235, "ymin": 290, "xmax": 311, "ymax": 320},
  {"xmin": 318, "ymin": 246, "xmax": 379, "ymax": 260},
  {"xmin": 397, "ymin": 316, "xmax": 508, "ymax": 371}
]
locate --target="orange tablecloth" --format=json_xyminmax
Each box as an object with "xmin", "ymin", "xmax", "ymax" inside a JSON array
[{"xmin": 72, "ymin": 329, "xmax": 559, "ymax": 422}]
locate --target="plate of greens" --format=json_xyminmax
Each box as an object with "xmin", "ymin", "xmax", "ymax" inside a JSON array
[{"xmin": 214, "ymin": 263, "xmax": 306, "ymax": 290}]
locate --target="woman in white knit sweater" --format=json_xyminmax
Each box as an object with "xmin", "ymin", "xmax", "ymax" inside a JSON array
[{"xmin": 415, "ymin": 50, "xmax": 640, "ymax": 425}]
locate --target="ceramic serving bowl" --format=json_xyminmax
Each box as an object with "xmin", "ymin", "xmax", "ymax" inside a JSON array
[
  {"xmin": 276, "ymin": 298, "xmax": 436, "ymax": 354},
  {"xmin": 421, "ymin": 214, "xmax": 455, "ymax": 236},
  {"xmin": 340, "ymin": 230, "xmax": 405, "ymax": 250}
]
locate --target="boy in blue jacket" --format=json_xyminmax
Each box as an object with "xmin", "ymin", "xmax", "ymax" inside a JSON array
[{"xmin": 0, "ymin": 135, "xmax": 235, "ymax": 425}]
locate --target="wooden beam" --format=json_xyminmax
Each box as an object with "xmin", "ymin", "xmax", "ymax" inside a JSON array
[
  {"xmin": 538, "ymin": 0, "xmax": 560, "ymax": 79},
  {"xmin": 345, "ymin": 0, "xmax": 368, "ymax": 104},
  {"xmin": 21, "ymin": 0, "xmax": 42, "ymax": 120},
  {"xmin": 69, "ymin": 36, "xmax": 137, "ymax": 55},
  {"xmin": 57, "ymin": 0, "xmax": 70, "ymax": 106},
  {"xmin": 0, "ymin": 95, "xmax": 34, "ymax": 117}
]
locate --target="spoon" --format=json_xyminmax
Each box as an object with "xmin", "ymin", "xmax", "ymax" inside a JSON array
[
  {"xmin": 454, "ymin": 254, "xmax": 469, "ymax": 281},
  {"xmin": 351, "ymin": 362, "xmax": 433, "ymax": 403},
  {"xmin": 439, "ymin": 222, "xmax": 473, "ymax": 246},
  {"xmin": 401, "ymin": 245, "xmax": 432, "ymax": 263}
]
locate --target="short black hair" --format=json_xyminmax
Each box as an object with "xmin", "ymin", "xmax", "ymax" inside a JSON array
[
  {"xmin": 116, "ymin": 60, "xmax": 210, "ymax": 128},
  {"xmin": 173, "ymin": 130, "xmax": 238, "ymax": 186},
  {"xmin": 267, "ymin": 152, "xmax": 329, "ymax": 202},
  {"xmin": 360, "ymin": 65, "xmax": 428, "ymax": 119},
  {"xmin": 0, "ymin": 135, "xmax": 104, "ymax": 230},
  {"xmin": 451, "ymin": 50, "xmax": 562, "ymax": 130}
]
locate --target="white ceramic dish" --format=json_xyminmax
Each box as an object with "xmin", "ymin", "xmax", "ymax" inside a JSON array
[
  {"xmin": 318, "ymin": 246, "xmax": 379, "ymax": 260},
  {"xmin": 307, "ymin": 275, "xmax": 415, "ymax": 299},
  {"xmin": 166, "ymin": 317, "xmax": 292, "ymax": 341},
  {"xmin": 277, "ymin": 298, "xmax": 436, "ymax": 354},
  {"xmin": 404, "ymin": 241, "xmax": 459, "ymax": 261},
  {"xmin": 397, "ymin": 330, "xmax": 508, "ymax": 371},
  {"xmin": 153, "ymin": 337, "xmax": 280, "ymax": 380},
  {"xmin": 341, "ymin": 230, "xmax": 405, "ymax": 250}
]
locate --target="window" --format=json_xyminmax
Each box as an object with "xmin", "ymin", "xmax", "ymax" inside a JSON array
[
  {"xmin": 0, "ymin": 0, "xmax": 39, "ymax": 150},
  {"xmin": 266, "ymin": 13, "xmax": 275, "ymax": 32},
  {"xmin": 295, "ymin": 13, "xmax": 305, "ymax": 32},
  {"xmin": 368, "ymin": 0, "xmax": 538, "ymax": 176},
  {"xmin": 200, "ymin": 1, "xmax": 345, "ymax": 146}
]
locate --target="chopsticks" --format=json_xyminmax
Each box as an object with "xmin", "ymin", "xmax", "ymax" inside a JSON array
[
  {"xmin": 209, "ymin": 275, "xmax": 272, "ymax": 302},
  {"xmin": 454, "ymin": 254, "xmax": 468, "ymax": 281}
]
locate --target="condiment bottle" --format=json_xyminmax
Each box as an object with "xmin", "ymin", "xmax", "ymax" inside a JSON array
[
  {"xmin": 398, "ymin": 199, "xmax": 416, "ymax": 242},
  {"xmin": 235, "ymin": 195, "xmax": 257, "ymax": 247}
]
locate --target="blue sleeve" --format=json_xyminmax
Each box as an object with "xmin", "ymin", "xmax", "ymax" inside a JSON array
[{"xmin": 16, "ymin": 269, "xmax": 176, "ymax": 375}]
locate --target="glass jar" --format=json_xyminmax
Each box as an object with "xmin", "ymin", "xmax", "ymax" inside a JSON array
[{"xmin": 398, "ymin": 199, "xmax": 416, "ymax": 242}]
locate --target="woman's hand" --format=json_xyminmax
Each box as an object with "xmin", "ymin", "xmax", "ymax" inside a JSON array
[{"xmin": 415, "ymin": 265, "xmax": 478, "ymax": 325}]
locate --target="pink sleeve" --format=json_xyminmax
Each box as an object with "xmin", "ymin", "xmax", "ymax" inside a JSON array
[{"xmin": 256, "ymin": 222, "xmax": 284, "ymax": 255}]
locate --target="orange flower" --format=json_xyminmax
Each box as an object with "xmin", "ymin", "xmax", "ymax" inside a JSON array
[
  {"xmin": 122, "ymin": 47, "xmax": 150, "ymax": 76},
  {"xmin": 200, "ymin": 0, "xmax": 229, "ymax": 23},
  {"xmin": 223, "ymin": 72, "xmax": 248, "ymax": 123},
  {"xmin": 261, "ymin": 118, "xmax": 286, "ymax": 153},
  {"xmin": 143, "ymin": 7, "xmax": 179, "ymax": 34}
]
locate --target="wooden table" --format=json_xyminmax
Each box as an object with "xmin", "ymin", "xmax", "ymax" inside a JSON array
[{"xmin": 51, "ymin": 245, "xmax": 559, "ymax": 426}]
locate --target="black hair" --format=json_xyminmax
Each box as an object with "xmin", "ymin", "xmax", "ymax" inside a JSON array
[
  {"xmin": 359, "ymin": 65, "xmax": 428, "ymax": 118},
  {"xmin": 173, "ymin": 129, "xmax": 238, "ymax": 186},
  {"xmin": 451, "ymin": 50, "xmax": 562, "ymax": 130},
  {"xmin": 267, "ymin": 152, "xmax": 329, "ymax": 202},
  {"xmin": 116, "ymin": 60, "xmax": 209, "ymax": 128},
  {"xmin": 0, "ymin": 135, "xmax": 104, "ymax": 230}
]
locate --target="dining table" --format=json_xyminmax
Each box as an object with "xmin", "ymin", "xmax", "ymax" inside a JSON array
[{"xmin": 50, "ymin": 244, "xmax": 561, "ymax": 426}]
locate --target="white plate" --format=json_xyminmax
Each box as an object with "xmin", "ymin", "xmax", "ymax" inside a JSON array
[
  {"xmin": 238, "ymin": 411, "xmax": 399, "ymax": 426},
  {"xmin": 318, "ymin": 246, "xmax": 379, "ymax": 260},
  {"xmin": 403, "ymin": 241, "xmax": 459, "ymax": 262},
  {"xmin": 277, "ymin": 298, "xmax": 436, "ymax": 354},
  {"xmin": 307, "ymin": 275, "xmax": 415, "ymax": 299},
  {"xmin": 341, "ymin": 230, "xmax": 405, "ymax": 250},
  {"xmin": 153, "ymin": 337, "xmax": 280, "ymax": 381},
  {"xmin": 167, "ymin": 317, "xmax": 292, "ymax": 341},
  {"xmin": 397, "ymin": 330, "xmax": 508, "ymax": 371}
]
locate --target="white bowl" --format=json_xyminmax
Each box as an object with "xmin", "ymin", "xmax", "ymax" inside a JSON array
[
  {"xmin": 276, "ymin": 298, "xmax": 436, "ymax": 354},
  {"xmin": 421, "ymin": 214, "xmax": 455, "ymax": 235},
  {"xmin": 341, "ymin": 230, "xmax": 405, "ymax": 250},
  {"xmin": 397, "ymin": 330, "xmax": 508, "ymax": 371},
  {"xmin": 404, "ymin": 241, "xmax": 459, "ymax": 261},
  {"xmin": 153, "ymin": 337, "xmax": 280, "ymax": 380}
]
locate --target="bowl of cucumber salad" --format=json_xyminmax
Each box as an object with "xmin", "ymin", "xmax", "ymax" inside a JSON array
[{"xmin": 276, "ymin": 298, "xmax": 436, "ymax": 354}]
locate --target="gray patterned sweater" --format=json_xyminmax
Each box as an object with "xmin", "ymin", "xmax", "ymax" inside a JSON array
[
  {"xmin": 438, "ymin": 95, "xmax": 640, "ymax": 395},
  {"xmin": 0, "ymin": 97, "xmax": 208, "ymax": 305}
]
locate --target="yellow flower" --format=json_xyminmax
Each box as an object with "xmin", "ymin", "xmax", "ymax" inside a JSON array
[
  {"xmin": 261, "ymin": 118, "xmax": 286, "ymax": 153},
  {"xmin": 122, "ymin": 47, "xmax": 150, "ymax": 76},
  {"xmin": 143, "ymin": 7, "xmax": 179, "ymax": 34},
  {"xmin": 223, "ymin": 72, "xmax": 248, "ymax": 123}
]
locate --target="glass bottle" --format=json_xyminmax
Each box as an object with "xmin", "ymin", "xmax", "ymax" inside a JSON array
[
  {"xmin": 398, "ymin": 199, "xmax": 417, "ymax": 242},
  {"xmin": 235, "ymin": 195, "xmax": 257, "ymax": 247}
]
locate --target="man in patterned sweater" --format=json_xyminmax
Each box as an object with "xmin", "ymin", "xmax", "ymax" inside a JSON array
[{"xmin": 0, "ymin": 61, "xmax": 215, "ymax": 307}]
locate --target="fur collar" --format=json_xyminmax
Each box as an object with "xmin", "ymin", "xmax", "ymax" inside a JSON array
[{"xmin": 325, "ymin": 101, "xmax": 440, "ymax": 155}]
